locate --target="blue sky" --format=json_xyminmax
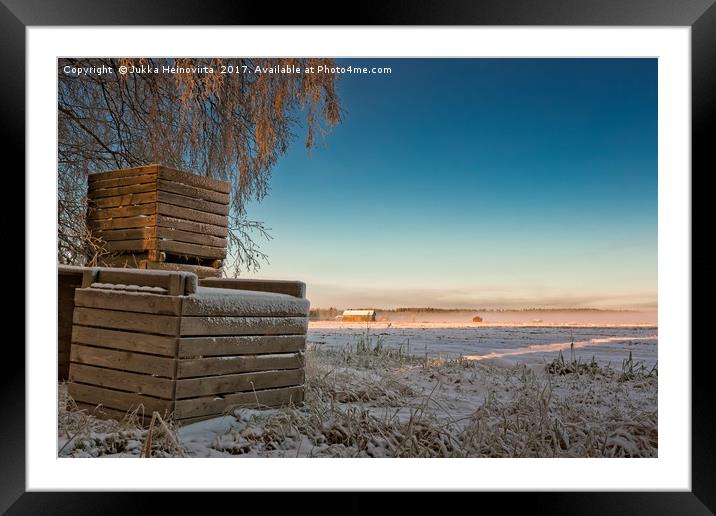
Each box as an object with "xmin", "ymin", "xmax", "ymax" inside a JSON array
[{"xmin": 242, "ymin": 58, "xmax": 657, "ymax": 310}]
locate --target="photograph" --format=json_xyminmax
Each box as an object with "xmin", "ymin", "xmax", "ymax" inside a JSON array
[{"xmin": 56, "ymin": 56, "xmax": 659, "ymax": 459}]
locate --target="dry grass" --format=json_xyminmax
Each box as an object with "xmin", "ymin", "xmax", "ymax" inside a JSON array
[
  {"xmin": 58, "ymin": 343, "xmax": 657, "ymax": 458},
  {"xmin": 58, "ymin": 386, "xmax": 184, "ymax": 458}
]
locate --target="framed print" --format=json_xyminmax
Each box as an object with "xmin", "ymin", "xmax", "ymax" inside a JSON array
[{"xmin": 7, "ymin": 0, "xmax": 712, "ymax": 511}]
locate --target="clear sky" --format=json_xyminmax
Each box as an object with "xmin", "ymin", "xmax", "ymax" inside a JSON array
[{"xmin": 242, "ymin": 58, "xmax": 657, "ymax": 310}]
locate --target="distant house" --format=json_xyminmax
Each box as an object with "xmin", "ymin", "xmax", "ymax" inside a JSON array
[{"xmin": 341, "ymin": 309, "xmax": 376, "ymax": 322}]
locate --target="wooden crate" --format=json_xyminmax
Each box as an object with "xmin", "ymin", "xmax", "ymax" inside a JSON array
[
  {"xmin": 87, "ymin": 164, "xmax": 230, "ymax": 278},
  {"xmin": 67, "ymin": 268, "xmax": 309, "ymax": 425}
]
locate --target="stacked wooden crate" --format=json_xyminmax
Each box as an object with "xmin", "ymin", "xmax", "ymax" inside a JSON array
[
  {"xmin": 87, "ymin": 164, "xmax": 230, "ymax": 278},
  {"xmin": 67, "ymin": 268, "xmax": 308, "ymax": 424}
]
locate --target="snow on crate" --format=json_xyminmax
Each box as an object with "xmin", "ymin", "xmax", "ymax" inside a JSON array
[{"xmin": 65, "ymin": 267, "xmax": 309, "ymax": 425}]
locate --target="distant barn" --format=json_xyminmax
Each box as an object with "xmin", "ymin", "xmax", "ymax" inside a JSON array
[{"xmin": 341, "ymin": 309, "xmax": 376, "ymax": 322}]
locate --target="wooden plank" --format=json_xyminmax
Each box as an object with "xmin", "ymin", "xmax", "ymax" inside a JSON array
[
  {"xmin": 199, "ymin": 278, "xmax": 306, "ymax": 299},
  {"xmin": 58, "ymin": 265, "xmax": 86, "ymax": 279},
  {"xmin": 104, "ymin": 239, "xmax": 155, "ymax": 252},
  {"xmin": 156, "ymin": 227, "xmax": 227, "ymax": 248},
  {"xmin": 180, "ymin": 316, "xmax": 308, "ymax": 337},
  {"xmin": 58, "ymin": 273, "xmax": 81, "ymax": 380},
  {"xmin": 88, "ymin": 173, "xmax": 157, "ymax": 191},
  {"xmin": 175, "ymin": 368, "xmax": 303, "ymax": 399},
  {"xmin": 158, "ymin": 166, "xmax": 230, "ymax": 194},
  {"xmin": 74, "ymin": 288, "xmax": 182, "ymax": 316},
  {"xmin": 89, "ymin": 191, "xmax": 156, "ymax": 209},
  {"xmin": 181, "ymin": 291, "xmax": 308, "ymax": 318},
  {"xmin": 157, "ymin": 190, "xmax": 229, "ymax": 216},
  {"xmin": 88, "ymin": 204, "xmax": 156, "ymax": 220},
  {"xmin": 157, "ymin": 239, "xmax": 226, "ymax": 260},
  {"xmin": 72, "ymin": 326, "xmax": 178, "ymax": 356},
  {"xmin": 94, "ymin": 269, "xmax": 196, "ymax": 294},
  {"xmin": 95, "ymin": 269, "xmax": 181, "ymax": 290},
  {"xmin": 174, "ymin": 385, "xmax": 303, "ymax": 419},
  {"xmin": 178, "ymin": 335, "xmax": 305, "ymax": 358},
  {"xmin": 177, "ymin": 352, "xmax": 304, "ymax": 378},
  {"xmin": 89, "ymin": 215, "xmax": 157, "ymax": 231},
  {"xmin": 87, "ymin": 182, "xmax": 156, "ymax": 199},
  {"xmin": 156, "ymin": 215, "xmax": 227, "ymax": 238},
  {"xmin": 69, "ymin": 363, "xmax": 175, "ymax": 399},
  {"xmin": 70, "ymin": 344, "xmax": 176, "ymax": 377},
  {"xmin": 95, "ymin": 227, "xmax": 155, "ymax": 241},
  {"xmin": 88, "ymin": 165, "xmax": 159, "ymax": 183},
  {"xmin": 157, "ymin": 202, "xmax": 228, "ymax": 227},
  {"xmin": 68, "ymin": 382, "xmax": 174, "ymax": 415},
  {"xmin": 157, "ymin": 178, "xmax": 230, "ymax": 205},
  {"xmin": 73, "ymin": 307, "xmax": 179, "ymax": 336}
]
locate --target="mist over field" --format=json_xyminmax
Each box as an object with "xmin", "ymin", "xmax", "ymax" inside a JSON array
[{"xmin": 378, "ymin": 309, "xmax": 657, "ymax": 325}]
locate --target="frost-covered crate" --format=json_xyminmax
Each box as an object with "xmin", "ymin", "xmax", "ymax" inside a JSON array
[
  {"xmin": 67, "ymin": 267, "xmax": 308, "ymax": 425},
  {"xmin": 87, "ymin": 164, "xmax": 230, "ymax": 278}
]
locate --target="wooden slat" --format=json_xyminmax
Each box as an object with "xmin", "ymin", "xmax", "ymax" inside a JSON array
[
  {"xmin": 175, "ymin": 368, "xmax": 303, "ymax": 399},
  {"xmin": 157, "ymin": 239, "xmax": 226, "ymax": 260},
  {"xmin": 177, "ymin": 352, "xmax": 304, "ymax": 378},
  {"xmin": 104, "ymin": 239, "xmax": 155, "ymax": 252},
  {"xmin": 156, "ymin": 215, "xmax": 227, "ymax": 238},
  {"xmin": 88, "ymin": 173, "xmax": 157, "ymax": 191},
  {"xmin": 69, "ymin": 363, "xmax": 175, "ymax": 399},
  {"xmin": 95, "ymin": 228, "xmax": 155, "ymax": 241},
  {"xmin": 89, "ymin": 215, "xmax": 157, "ymax": 231},
  {"xmin": 87, "ymin": 182, "xmax": 156, "ymax": 199},
  {"xmin": 95, "ymin": 269, "xmax": 194, "ymax": 293},
  {"xmin": 58, "ymin": 271, "xmax": 80, "ymax": 379},
  {"xmin": 88, "ymin": 204, "xmax": 156, "ymax": 220},
  {"xmin": 74, "ymin": 288, "xmax": 182, "ymax": 316},
  {"xmin": 157, "ymin": 190, "xmax": 229, "ymax": 216},
  {"xmin": 158, "ymin": 166, "xmax": 230, "ymax": 194},
  {"xmin": 179, "ymin": 316, "xmax": 308, "ymax": 337},
  {"xmin": 88, "ymin": 165, "xmax": 159, "ymax": 183},
  {"xmin": 89, "ymin": 191, "xmax": 156, "ymax": 209},
  {"xmin": 73, "ymin": 307, "xmax": 179, "ymax": 336},
  {"xmin": 68, "ymin": 382, "xmax": 174, "ymax": 415},
  {"xmin": 181, "ymin": 292, "xmax": 308, "ymax": 317},
  {"xmin": 178, "ymin": 335, "xmax": 305, "ymax": 358},
  {"xmin": 156, "ymin": 227, "xmax": 227, "ymax": 248},
  {"xmin": 157, "ymin": 178, "xmax": 230, "ymax": 205},
  {"xmin": 72, "ymin": 326, "xmax": 178, "ymax": 356},
  {"xmin": 70, "ymin": 344, "xmax": 176, "ymax": 377},
  {"xmin": 174, "ymin": 385, "xmax": 303, "ymax": 419},
  {"xmin": 157, "ymin": 202, "xmax": 228, "ymax": 227},
  {"xmin": 199, "ymin": 278, "xmax": 306, "ymax": 299}
]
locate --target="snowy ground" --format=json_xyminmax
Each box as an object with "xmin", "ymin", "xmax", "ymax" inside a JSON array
[
  {"xmin": 58, "ymin": 323, "xmax": 657, "ymax": 458},
  {"xmin": 308, "ymin": 322, "xmax": 658, "ymax": 369}
]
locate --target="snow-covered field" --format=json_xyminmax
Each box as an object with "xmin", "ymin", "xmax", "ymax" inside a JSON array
[
  {"xmin": 58, "ymin": 323, "xmax": 658, "ymax": 458},
  {"xmin": 308, "ymin": 322, "xmax": 658, "ymax": 369}
]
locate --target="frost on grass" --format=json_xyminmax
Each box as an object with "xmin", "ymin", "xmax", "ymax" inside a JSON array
[
  {"xmin": 58, "ymin": 389, "xmax": 185, "ymax": 458},
  {"xmin": 58, "ymin": 344, "xmax": 657, "ymax": 458}
]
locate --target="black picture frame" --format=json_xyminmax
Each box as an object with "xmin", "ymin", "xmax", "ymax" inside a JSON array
[{"xmin": 6, "ymin": 0, "xmax": 711, "ymax": 511}]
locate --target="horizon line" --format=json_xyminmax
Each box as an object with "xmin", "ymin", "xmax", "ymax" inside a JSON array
[{"xmin": 310, "ymin": 306, "xmax": 658, "ymax": 312}]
